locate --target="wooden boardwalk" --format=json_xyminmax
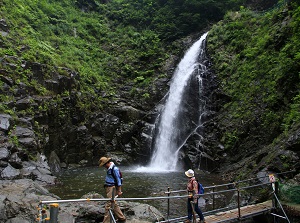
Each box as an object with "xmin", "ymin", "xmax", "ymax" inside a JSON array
[
  {"xmin": 178, "ymin": 201, "xmax": 273, "ymax": 223},
  {"xmin": 204, "ymin": 201, "xmax": 273, "ymax": 222}
]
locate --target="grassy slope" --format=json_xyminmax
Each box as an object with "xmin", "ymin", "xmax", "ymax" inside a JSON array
[
  {"xmin": 207, "ymin": 2, "xmax": 300, "ymax": 175},
  {"xmin": 0, "ymin": 0, "xmax": 169, "ymax": 111}
]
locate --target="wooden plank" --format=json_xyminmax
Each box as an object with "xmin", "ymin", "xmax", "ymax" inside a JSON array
[
  {"xmin": 203, "ymin": 200, "xmax": 273, "ymax": 223},
  {"xmin": 176, "ymin": 201, "xmax": 273, "ymax": 223}
]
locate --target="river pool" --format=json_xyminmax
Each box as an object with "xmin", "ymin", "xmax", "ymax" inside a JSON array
[{"xmin": 47, "ymin": 166, "xmax": 226, "ymax": 218}]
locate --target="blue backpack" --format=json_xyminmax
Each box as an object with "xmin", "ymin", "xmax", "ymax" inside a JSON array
[
  {"xmin": 197, "ymin": 181, "xmax": 204, "ymax": 194},
  {"xmin": 111, "ymin": 165, "xmax": 123, "ymax": 185}
]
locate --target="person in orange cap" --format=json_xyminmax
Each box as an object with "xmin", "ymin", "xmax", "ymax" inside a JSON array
[{"xmin": 99, "ymin": 157, "xmax": 126, "ymax": 223}]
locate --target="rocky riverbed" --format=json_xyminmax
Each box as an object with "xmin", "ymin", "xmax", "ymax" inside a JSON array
[
  {"xmin": 0, "ymin": 155, "xmax": 163, "ymax": 223},
  {"xmin": 0, "ymin": 178, "xmax": 164, "ymax": 223}
]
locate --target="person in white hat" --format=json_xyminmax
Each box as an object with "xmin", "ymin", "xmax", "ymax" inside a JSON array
[
  {"xmin": 99, "ymin": 156, "xmax": 126, "ymax": 223},
  {"xmin": 184, "ymin": 169, "xmax": 206, "ymax": 223}
]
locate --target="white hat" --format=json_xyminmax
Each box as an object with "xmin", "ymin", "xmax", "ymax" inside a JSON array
[{"xmin": 185, "ymin": 169, "xmax": 194, "ymax": 177}]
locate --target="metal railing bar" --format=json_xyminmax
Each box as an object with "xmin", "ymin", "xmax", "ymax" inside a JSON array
[
  {"xmin": 165, "ymin": 189, "xmax": 186, "ymax": 193},
  {"xmin": 157, "ymin": 215, "xmax": 187, "ymax": 223},
  {"xmin": 40, "ymin": 198, "xmax": 110, "ymax": 204},
  {"xmin": 167, "ymin": 179, "xmax": 266, "ymax": 193},
  {"xmin": 194, "ymin": 181, "xmax": 271, "ymax": 197},
  {"xmin": 273, "ymin": 192, "xmax": 291, "ymax": 223},
  {"xmin": 165, "ymin": 182, "xmax": 270, "ymax": 196},
  {"xmin": 275, "ymin": 170, "xmax": 295, "ymax": 175},
  {"xmin": 39, "ymin": 182, "xmax": 272, "ymax": 206},
  {"xmin": 166, "ymin": 171, "xmax": 296, "ymax": 193},
  {"xmin": 195, "ymin": 188, "xmax": 237, "ymax": 196},
  {"xmin": 39, "ymin": 195, "xmax": 191, "ymax": 205},
  {"xmin": 109, "ymin": 209, "xmax": 117, "ymax": 223},
  {"xmin": 116, "ymin": 195, "xmax": 190, "ymax": 201},
  {"xmin": 167, "ymin": 182, "xmax": 271, "ymax": 198},
  {"xmin": 270, "ymin": 213, "xmax": 287, "ymax": 219},
  {"xmin": 203, "ymin": 206, "xmax": 231, "ymax": 215},
  {"xmin": 239, "ymin": 182, "xmax": 271, "ymax": 190}
]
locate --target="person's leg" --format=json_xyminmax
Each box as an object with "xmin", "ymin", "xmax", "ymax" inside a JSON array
[
  {"xmin": 187, "ymin": 199, "xmax": 193, "ymax": 221},
  {"xmin": 113, "ymin": 201, "xmax": 126, "ymax": 221},
  {"xmin": 104, "ymin": 187, "xmax": 125, "ymax": 221},
  {"xmin": 194, "ymin": 200, "xmax": 204, "ymax": 221},
  {"xmin": 103, "ymin": 187, "xmax": 113, "ymax": 223}
]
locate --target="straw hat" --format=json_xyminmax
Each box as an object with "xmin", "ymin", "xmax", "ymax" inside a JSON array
[
  {"xmin": 99, "ymin": 157, "xmax": 111, "ymax": 167},
  {"xmin": 185, "ymin": 169, "xmax": 194, "ymax": 177}
]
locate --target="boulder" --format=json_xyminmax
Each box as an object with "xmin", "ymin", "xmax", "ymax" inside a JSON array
[
  {"xmin": 0, "ymin": 179, "xmax": 59, "ymax": 222},
  {"xmin": 0, "ymin": 147, "xmax": 10, "ymax": 160},
  {"xmin": 1, "ymin": 164, "xmax": 20, "ymax": 179},
  {"xmin": 0, "ymin": 19, "xmax": 8, "ymax": 32},
  {"xmin": 0, "ymin": 114, "xmax": 11, "ymax": 131}
]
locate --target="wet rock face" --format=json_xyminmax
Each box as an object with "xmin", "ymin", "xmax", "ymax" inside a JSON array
[
  {"xmin": 0, "ymin": 152, "xmax": 56, "ymax": 184},
  {"xmin": 0, "ymin": 111, "xmax": 56, "ymax": 183}
]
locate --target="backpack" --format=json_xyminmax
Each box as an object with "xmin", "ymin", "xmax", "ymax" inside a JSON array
[
  {"xmin": 197, "ymin": 180, "xmax": 204, "ymax": 194},
  {"xmin": 111, "ymin": 165, "xmax": 123, "ymax": 185}
]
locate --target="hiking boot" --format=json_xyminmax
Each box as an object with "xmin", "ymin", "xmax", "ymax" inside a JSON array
[
  {"xmin": 184, "ymin": 220, "xmax": 191, "ymax": 223},
  {"xmin": 116, "ymin": 218, "xmax": 126, "ymax": 223}
]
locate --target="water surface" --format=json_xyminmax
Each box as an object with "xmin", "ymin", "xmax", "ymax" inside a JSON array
[{"xmin": 48, "ymin": 166, "xmax": 225, "ymax": 218}]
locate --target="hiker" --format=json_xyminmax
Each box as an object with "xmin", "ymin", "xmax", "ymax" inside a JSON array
[
  {"xmin": 99, "ymin": 156, "xmax": 126, "ymax": 223},
  {"xmin": 185, "ymin": 169, "xmax": 206, "ymax": 223}
]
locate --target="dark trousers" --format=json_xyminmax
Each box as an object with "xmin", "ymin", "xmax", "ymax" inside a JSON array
[{"xmin": 187, "ymin": 198, "xmax": 204, "ymax": 221}]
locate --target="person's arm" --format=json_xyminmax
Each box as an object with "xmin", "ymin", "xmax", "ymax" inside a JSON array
[
  {"xmin": 193, "ymin": 180, "xmax": 198, "ymax": 202},
  {"xmin": 113, "ymin": 167, "xmax": 123, "ymax": 196},
  {"xmin": 116, "ymin": 186, "xmax": 123, "ymax": 196}
]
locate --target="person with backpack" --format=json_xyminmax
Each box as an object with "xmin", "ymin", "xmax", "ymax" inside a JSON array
[
  {"xmin": 185, "ymin": 169, "xmax": 206, "ymax": 223},
  {"xmin": 99, "ymin": 156, "xmax": 126, "ymax": 223}
]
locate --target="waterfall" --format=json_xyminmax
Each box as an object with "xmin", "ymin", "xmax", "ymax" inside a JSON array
[{"xmin": 134, "ymin": 32, "xmax": 208, "ymax": 173}]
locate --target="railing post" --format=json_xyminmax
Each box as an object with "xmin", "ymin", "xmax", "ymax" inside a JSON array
[
  {"xmin": 270, "ymin": 173, "xmax": 279, "ymax": 223},
  {"xmin": 41, "ymin": 208, "xmax": 49, "ymax": 222},
  {"xmin": 237, "ymin": 187, "xmax": 241, "ymax": 219},
  {"xmin": 36, "ymin": 203, "xmax": 43, "ymax": 223},
  {"xmin": 110, "ymin": 189, "xmax": 115, "ymax": 223},
  {"xmin": 109, "ymin": 209, "xmax": 117, "ymax": 223},
  {"xmin": 167, "ymin": 187, "xmax": 170, "ymax": 220},
  {"xmin": 274, "ymin": 181, "xmax": 279, "ymax": 209},
  {"xmin": 49, "ymin": 203, "xmax": 59, "ymax": 223},
  {"xmin": 212, "ymin": 184, "xmax": 215, "ymax": 210},
  {"xmin": 273, "ymin": 181, "xmax": 279, "ymax": 223}
]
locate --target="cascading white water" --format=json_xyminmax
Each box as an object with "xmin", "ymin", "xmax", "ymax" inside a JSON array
[{"xmin": 134, "ymin": 32, "xmax": 208, "ymax": 173}]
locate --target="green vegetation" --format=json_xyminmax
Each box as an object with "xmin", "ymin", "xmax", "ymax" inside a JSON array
[
  {"xmin": 207, "ymin": 1, "xmax": 300, "ymax": 151},
  {"xmin": 280, "ymin": 182, "xmax": 300, "ymax": 204},
  {"xmin": 0, "ymin": 0, "xmax": 246, "ymax": 107},
  {"xmin": 0, "ymin": 0, "xmax": 167, "ymax": 104}
]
